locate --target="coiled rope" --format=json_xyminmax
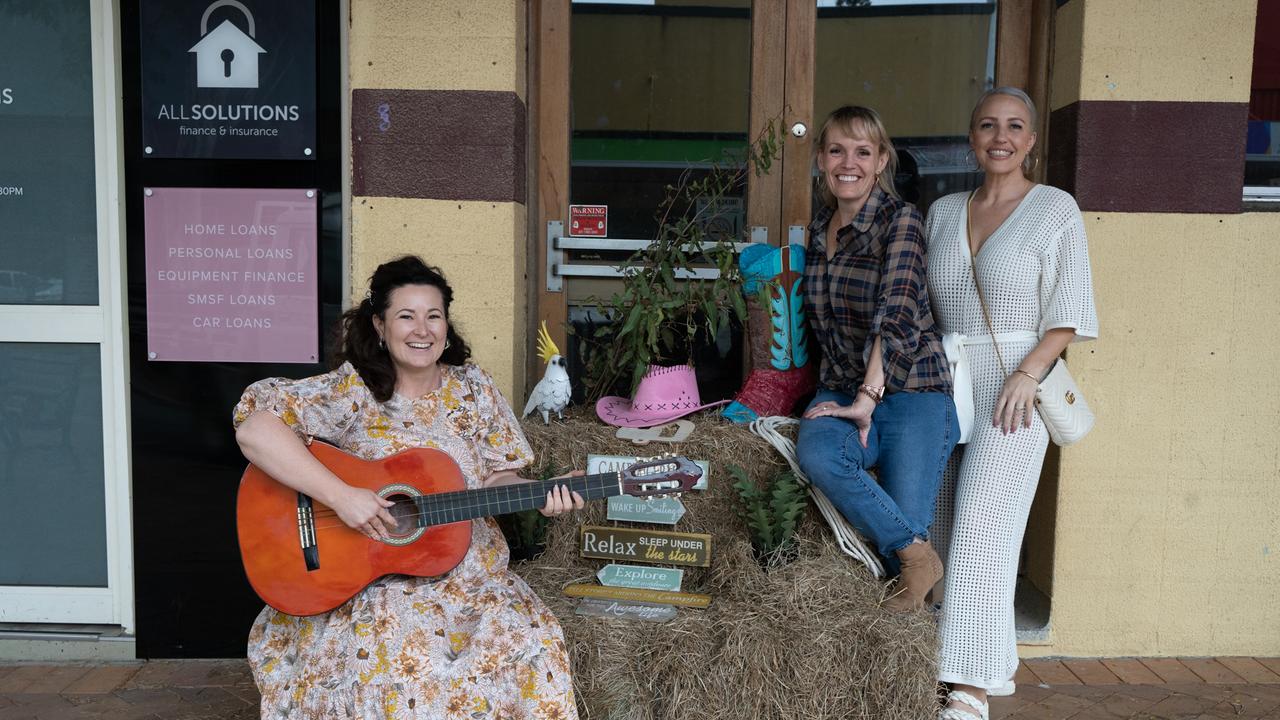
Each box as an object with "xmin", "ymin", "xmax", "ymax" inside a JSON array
[{"xmin": 748, "ymin": 415, "xmax": 885, "ymax": 578}]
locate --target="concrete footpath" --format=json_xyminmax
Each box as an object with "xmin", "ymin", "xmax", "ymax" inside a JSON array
[{"xmin": 0, "ymin": 657, "xmax": 1277, "ymax": 719}]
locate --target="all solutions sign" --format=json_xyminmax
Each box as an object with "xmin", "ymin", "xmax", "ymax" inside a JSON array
[{"xmin": 139, "ymin": 0, "xmax": 315, "ymax": 159}]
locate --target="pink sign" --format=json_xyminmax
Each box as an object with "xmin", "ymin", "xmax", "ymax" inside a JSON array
[{"xmin": 144, "ymin": 187, "xmax": 318, "ymax": 363}]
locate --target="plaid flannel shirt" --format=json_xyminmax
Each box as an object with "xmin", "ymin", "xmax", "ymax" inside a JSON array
[{"xmin": 804, "ymin": 187, "xmax": 952, "ymax": 396}]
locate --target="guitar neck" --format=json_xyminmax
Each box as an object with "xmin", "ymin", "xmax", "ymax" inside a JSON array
[{"xmin": 413, "ymin": 471, "xmax": 623, "ymax": 527}]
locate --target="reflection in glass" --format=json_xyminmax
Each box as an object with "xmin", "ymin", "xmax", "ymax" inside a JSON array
[
  {"xmin": 570, "ymin": 3, "xmax": 750, "ymax": 251},
  {"xmin": 1246, "ymin": 2, "xmax": 1280, "ymax": 191},
  {"xmin": 0, "ymin": 0, "xmax": 99, "ymax": 305},
  {"xmin": 568, "ymin": 2, "xmax": 752, "ymax": 401},
  {"xmin": 0, "ymin": 343, "xmax": 107, "ymax": 586},
  {"xmin": 815, "ymin": 1, "xmax": 997, "ymax": 214}
]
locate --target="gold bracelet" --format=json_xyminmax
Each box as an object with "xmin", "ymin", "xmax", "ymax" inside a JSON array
[{"xmin": 1012, "ymin": 369, "xmax": 1039, "ymax": 383}]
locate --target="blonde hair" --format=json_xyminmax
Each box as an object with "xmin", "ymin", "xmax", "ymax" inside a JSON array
[
  {"xmin": 969, "ymin": 86, "xmax": 1038, "ymax": 130},
  {"xmin": 813, "ymin": 105, "xmax": 899, "ymax": 207}
]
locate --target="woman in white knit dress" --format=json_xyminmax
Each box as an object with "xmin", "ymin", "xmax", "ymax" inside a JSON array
[{"xmin": 925, "ymin": 88, "xmax": 1097, "ymax": 720}]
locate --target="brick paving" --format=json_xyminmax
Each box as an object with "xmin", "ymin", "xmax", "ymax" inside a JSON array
[
  {"xmin": 992, "ymin": 658, "xmax": 1280, "ymax": 719},
  {"xmin": 0, "ymin": 657, "xmax": 1275, "ymax": 718},
  {"xmin": 0, "ymin": 660, "xmax": 257, "ymax": 719}
]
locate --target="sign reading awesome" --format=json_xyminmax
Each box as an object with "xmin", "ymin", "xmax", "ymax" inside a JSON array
[{"xmin": 579, "ymin": 526, "xmax": 710, "ymax": 567}]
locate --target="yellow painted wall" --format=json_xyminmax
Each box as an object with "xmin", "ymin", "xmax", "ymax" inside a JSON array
[
  {"xmin": 1022, "ymin": 212, "xmax": 1280, "ymax": 657},
  {"xmin": 349, "ymin": 199, "xmax": 529, "ymax": 399},
  {"xmin": 1051, "ymin": 0, "xmax": 1254, "ymax": 110},
  {"xmin": 348, "ymin": 0, "xmax": 528, "ymax": 400},
  {"xmin": 1029, "ymin": 0, "xmax": 1278, "ymax": 657},
  {"xmin": 350, "ymin": 0, "xmax": 525, "ymax": 98}
]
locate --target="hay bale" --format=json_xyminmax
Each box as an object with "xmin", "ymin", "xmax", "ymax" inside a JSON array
[{"xmin": 518, "ymin": 407, "xmax": 940, "ymax": 720}]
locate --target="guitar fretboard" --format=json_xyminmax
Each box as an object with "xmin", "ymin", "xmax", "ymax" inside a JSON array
[{"xmin": 411, "ymin": 472, "xmax": 621, "ymax": 527}]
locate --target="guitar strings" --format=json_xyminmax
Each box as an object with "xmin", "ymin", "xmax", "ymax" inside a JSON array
[{"xmin": 305, "ymin": 475, "xmax": 624, "ymax": 532}]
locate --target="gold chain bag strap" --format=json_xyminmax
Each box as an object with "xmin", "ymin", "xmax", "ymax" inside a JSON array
[{"xmin": 966, "ymin": 192, "xmax": 1094, "ymax": 446}]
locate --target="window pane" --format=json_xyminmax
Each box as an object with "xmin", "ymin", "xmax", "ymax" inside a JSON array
[
  {"xmin": 815, "ymin": 0, "xmax": 997, "ymax": 214},
  {"xmin": 0, "ymin": 0, "xmax": 99, "ymax": 305},
  {"xmin": 1246, "ymin": 1, "xmax": 1280, "ymax": 190},
  {"xmin": 566, "ymin": 2, "xmax": 752, "ymax": 401},
  {"xmin": 570, "ymin": 2, "xmax": 751, "ymax": 250},
  {"xmin": 0, "ymin": 343, "xmax": 107, "ymax": 586}
]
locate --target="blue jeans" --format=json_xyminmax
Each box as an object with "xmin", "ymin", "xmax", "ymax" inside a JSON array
[{"xmin": 797, "ymin": 388, "xmax": 959, "ymax": 576}]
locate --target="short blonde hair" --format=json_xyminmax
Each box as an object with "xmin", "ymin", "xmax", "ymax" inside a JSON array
[
  {"xmin": 813, "ymin": 105, "xmax": 899, "ymax": 207},
  {"xmin": 969, "ymin": 86, "xmax": 1038, "ymax": 130}
]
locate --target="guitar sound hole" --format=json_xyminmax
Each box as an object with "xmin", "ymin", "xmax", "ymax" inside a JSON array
[{"xmin": 385, "ymin": 493, "xmax": 417, "ymax": 537}]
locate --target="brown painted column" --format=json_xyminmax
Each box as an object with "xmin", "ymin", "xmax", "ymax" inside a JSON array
[{"xmin": 1047, "ymin": 0, "xmax": 1249, "ymax": 213}]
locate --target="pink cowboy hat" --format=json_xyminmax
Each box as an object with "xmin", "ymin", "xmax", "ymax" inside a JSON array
[{"xmin": 596, "ymin": 364, "xmax": 728, "ymax": 428}]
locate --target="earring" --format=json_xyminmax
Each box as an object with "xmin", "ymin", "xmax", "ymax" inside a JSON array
[
  {"xmin": 444, "ymin": 338, "xmax": 452, "ymax": 350},
  {"xmin": 964, "ymin": 149, "xmax": 979, "ymax": 172},
  {"xmin": 378, "ymin": 337, "xmax": 386, "ymax": 351},
  {"xmin": 1023, "ymin": 153, "xmax": 1040, "ymax": 174}
]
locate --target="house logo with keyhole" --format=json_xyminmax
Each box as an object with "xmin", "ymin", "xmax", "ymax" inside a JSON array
[{"xmin": 189, "ymin": 0, "xmax": 265, "ymax": 89}]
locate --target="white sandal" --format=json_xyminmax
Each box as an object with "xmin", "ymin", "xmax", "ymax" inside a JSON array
[{"xmin": 939, "ymin": 689, "xmax": 989, "ymax": 720}]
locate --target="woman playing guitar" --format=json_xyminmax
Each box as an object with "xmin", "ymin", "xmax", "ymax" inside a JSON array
[{"xmin": 234, "ymin": 255, "xmax": 582, "ymax": 719}]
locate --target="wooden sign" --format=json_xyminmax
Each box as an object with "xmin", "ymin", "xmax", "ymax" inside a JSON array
[
  {"xmin": 564, "ymin": 583, "xmax": 711, "ymax": 608},
  {"xmin": 574, "ymin": 597, "xmax": 678, "ymax": 622},
  {"xmin": 606, "ymin": 495, "xmax": 686, "ymax": 525},
  {"xmin": 579, "ymin": 526, "xmax": 711, "ymax": 567},
  {"xmin": 596, "ymin": 564, "xmax": 684, "ymax": 592},
  {"xmin": 588, "ymin": 454, "xmax": 709, "ymax": 491}
]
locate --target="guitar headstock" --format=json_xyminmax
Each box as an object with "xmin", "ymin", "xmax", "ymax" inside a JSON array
[{"xmin": 620, "ymin": 455, "xmax": 703, "ymax": 498}]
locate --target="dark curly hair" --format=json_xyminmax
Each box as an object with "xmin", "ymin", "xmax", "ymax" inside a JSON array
[{"xmin": 331, "ymin": 255, "xmax": 472, "ymax": 402}]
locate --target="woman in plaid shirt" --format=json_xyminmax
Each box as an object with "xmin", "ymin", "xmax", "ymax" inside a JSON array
[{"xmin": 796, "ymin": 105, "xmax": 959, "ymax": 613}]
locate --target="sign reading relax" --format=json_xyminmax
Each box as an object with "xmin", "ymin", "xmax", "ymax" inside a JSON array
[{"xmin": 578, "ymin": 526, "xmax": 711, "ymax": 567}]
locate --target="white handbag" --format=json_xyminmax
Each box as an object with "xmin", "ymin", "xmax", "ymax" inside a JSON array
[
  {"xmin": 1033, "ymin": 358, "xmax": 1095, "ymax": 445},
  {"xmin": 966, "ymin": 191, "xmax": 1094, "ymax": 446}
]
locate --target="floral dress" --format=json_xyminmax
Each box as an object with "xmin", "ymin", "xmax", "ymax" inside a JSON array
[{"xmin": 233, "ymin": 362, "xmax": 577, "ymax": 720}]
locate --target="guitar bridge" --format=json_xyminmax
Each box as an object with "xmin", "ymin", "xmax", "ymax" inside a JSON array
[{"xmin": 297, "ymin": 493, "xmax": 320, "ymax": 571}]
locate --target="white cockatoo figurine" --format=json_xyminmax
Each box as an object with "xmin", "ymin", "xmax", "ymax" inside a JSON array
[{"xmin": 523, "ymin": 321, "xmax": 571, "ymax": 424}]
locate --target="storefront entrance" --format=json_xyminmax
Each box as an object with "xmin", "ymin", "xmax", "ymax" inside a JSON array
[
  {"xmin": 118, "ymin": 0, "xmax": 345, "ymax": 657},
  {"xmin": 531, "ymin": 0, "xmax": 1063, "ymax": 638},
  {"xmin": 534, "ymin": 1, "xmax": 1000, "ymax": 398}
]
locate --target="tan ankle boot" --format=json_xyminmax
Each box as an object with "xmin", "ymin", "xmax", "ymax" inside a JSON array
[{"xmin": 883, "ymin": 539, "xmax": 943, "ymax": 613}]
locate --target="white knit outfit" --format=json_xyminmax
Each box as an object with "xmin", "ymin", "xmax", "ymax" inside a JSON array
[{"xmin": 925, "ymin": 185, "xmax": 1098, "ymax": 690}]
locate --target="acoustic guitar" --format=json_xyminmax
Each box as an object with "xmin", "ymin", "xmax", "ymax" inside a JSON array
[{"xmin": 236, "ymin": 441, "xmax": 703, "ymax": 616}]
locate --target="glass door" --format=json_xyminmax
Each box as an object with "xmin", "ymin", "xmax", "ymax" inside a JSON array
[
  {"xmin": 813, "ymin": 0, "xmax": 997, "ymax": 215},
  {"xmin": 534, "ymin": 0, "xmax": 999, "ymax": 390},
  {"xmin": 562, "ymin": 1, "xmax": 753, "ymax": 400},
  {"xmin": 0, "ymin": 0, "xmax": 132, "ymax": 629}
]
